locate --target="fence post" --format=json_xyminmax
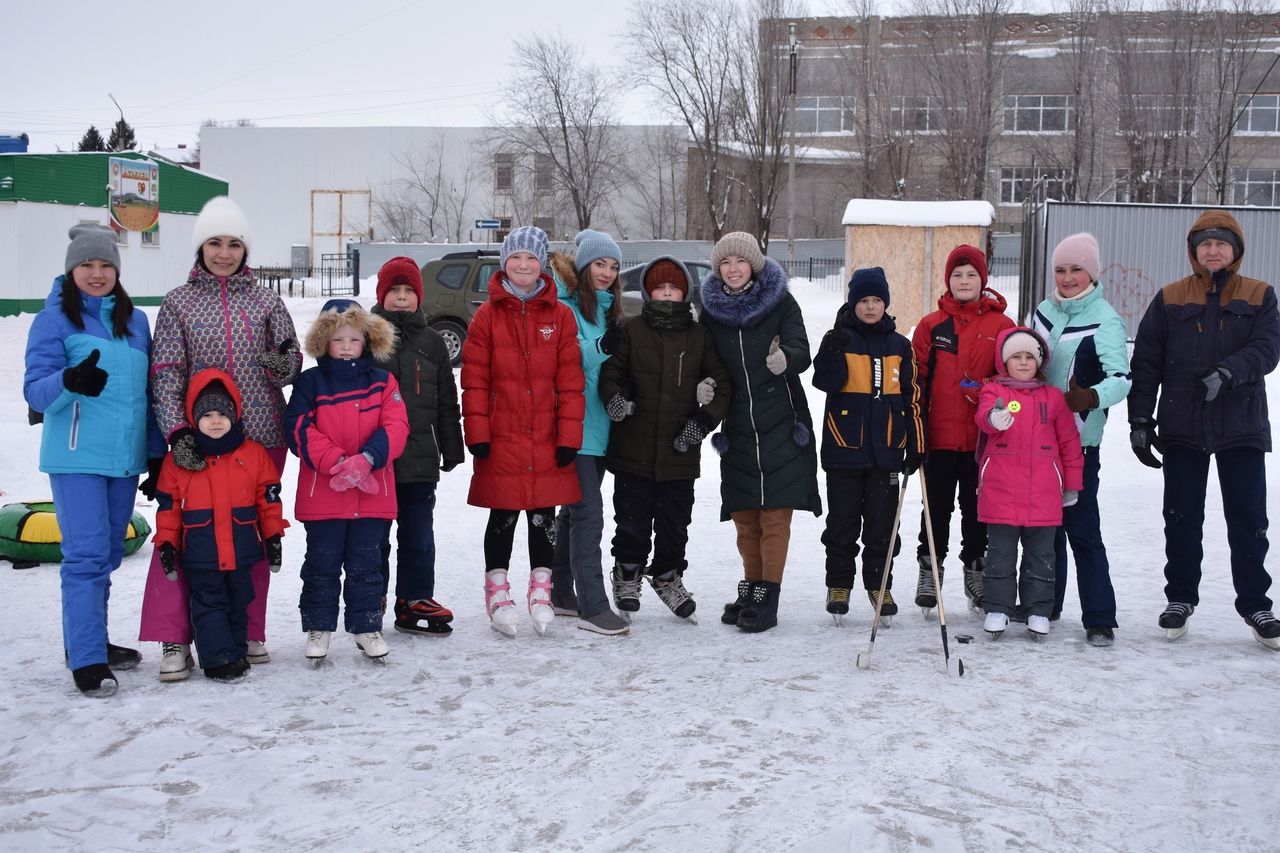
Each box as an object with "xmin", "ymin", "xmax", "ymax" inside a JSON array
[{"xmin": 351, "ymin": 249, "xmax": 360, "ymax": 297}]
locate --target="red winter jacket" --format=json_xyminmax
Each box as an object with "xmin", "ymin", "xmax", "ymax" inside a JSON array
[
  {"xmin": 154, "ymin": 369, "xmax": 288, "ymax": 571},
  {"xmin": 912, "ymin": 287, "xmax": 1014, "ymax": 452},
  {"xmin": 461, "ymin": 271, "xmax": 585, "ymax": 510},
  {"xmin": 974, "ymin": 331, "xmax": 1084, "ymax": 528}
]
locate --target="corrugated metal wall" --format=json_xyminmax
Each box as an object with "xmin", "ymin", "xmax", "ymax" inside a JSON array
[{"xmin": 1031, "ymin": 201, "xmax": 1280, "ymax": 339}]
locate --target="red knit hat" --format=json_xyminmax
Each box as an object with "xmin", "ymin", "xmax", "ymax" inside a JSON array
[
  {"xmin": 643, "ymin": 258, "xmax": 689, "ymax": 299},
  {"xmin": 945, "ymin": 245, "xmax": 989, "ymax": 290},
  {"xmin": 376, "ymin": 256, "xmax": 423, "ymax": 307}
]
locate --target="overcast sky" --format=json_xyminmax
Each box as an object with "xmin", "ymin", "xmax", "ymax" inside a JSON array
[{"xmin": 6, "ymin": 0, "xmax": 887, "ymax": 154}]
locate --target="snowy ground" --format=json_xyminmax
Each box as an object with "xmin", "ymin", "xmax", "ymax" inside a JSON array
[{"xmin": 2, "ymin": 275, "xmax": 1278, "ymax": 852}]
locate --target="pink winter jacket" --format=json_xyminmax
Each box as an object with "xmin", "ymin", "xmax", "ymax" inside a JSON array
[{"xmin": 974, "ymin": 378, "xmax": 1083, "ymax": 528}]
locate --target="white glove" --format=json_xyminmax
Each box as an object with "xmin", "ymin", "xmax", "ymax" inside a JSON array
[
  {"xmin": 696, "ymin": 377, "xmax": 716, "ymax": 406},
  {"xmin": 1062, "ymin": 490, "xmax": 1079, "ymax": 508},
  {"xmin": 765, "ymin": 336, "xmax": 786, "ymax": 375},
  {"xmin": 988, "ymin": 397, "xmax": 1014, "ymax": 431}
]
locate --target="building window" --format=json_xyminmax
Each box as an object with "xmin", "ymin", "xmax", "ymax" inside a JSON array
[
  {"xmin": 794, "ymin": 96, "xmax": 855, "ymax": 134},
  {"xmin": 1002, "ymin": 95, "xmax": 1074, "ymax": 133},
  {"xmin": 532, "ymin": 215, "xmax": 556, "ymax": 236},
  {"xmin": 1120, "ymin": 94, "xmax": 1196, "ymax": 134},
  {"xmin": 998, "ymin": 167, "xmax": 1073, "ymax": 205},
  {"xmin": 534, "ymin": 153, "xmax": 555, "ymax": 192},
  {"xmin": 141, "ymin": 228, "xmax": 159, "ymax": 247},
  {"xmin": 1114, "ymin": 168, "xmax": 1197, "ymax": 204},
  {"xmin": 494, "ymin": 153, "xmax": 514, "ymax": 192},
  {"xmin": 1235, "ymin": 93, "xmax": 1280, "ymax": 135},
  {"xmin": 889, "ymin": 96, "xmax": 949, "ymax": 133},
  {"xmin": 1231, "ymin": 168, "xmax": 1280, "ymax": 206}
]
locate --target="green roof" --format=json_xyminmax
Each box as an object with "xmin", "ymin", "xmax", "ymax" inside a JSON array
[{"xmin": 0, "ymin": 151, "xmax": 227, "ymax": 213}]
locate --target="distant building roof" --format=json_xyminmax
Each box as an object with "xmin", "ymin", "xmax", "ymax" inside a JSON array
[{"xmin": 842, "ymin": 199, "xmax": 995, "ymax": 227}]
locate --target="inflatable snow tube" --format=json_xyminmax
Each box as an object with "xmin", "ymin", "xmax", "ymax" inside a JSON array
[{"xmin": 0, "ymin": 500, "xmax": 152, "ymax": 567}]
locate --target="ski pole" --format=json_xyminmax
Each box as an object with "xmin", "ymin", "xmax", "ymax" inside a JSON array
[
  {"xmin": 856, "ymin": 474, "xmax": 910, "ymax": 671},
  {"xmin": 918, "ymin": 466, "xmax": 965, "ymax": 677}
]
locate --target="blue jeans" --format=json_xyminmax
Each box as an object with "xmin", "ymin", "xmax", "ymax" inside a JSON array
[
  {"xmin": 1162, "ymin": 444, "xmax": 1272, "ymax": 616},
  {"xmin": 188, "ymin": 566, "xmax": 255, "ymax": 669},
  {"xmin": 1054, "ymin": 448, "xmax": 1118, "ymax": 628},
  {"xmin": 299, "ymin": 518, "xmax": 387, "ymax": 634},
  {"xmin": 380, "ymin": 481, "xmax": 437, "ymax": 601},
  {"xmin": 551, "ymin": 455, "xmax": 610, "ymax": 618},
  {"xmin": 50, "ymin": 473, "xmax": 137, "ymax": 670}
]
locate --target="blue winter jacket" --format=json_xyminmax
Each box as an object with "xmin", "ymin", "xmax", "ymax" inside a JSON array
[
  {"xmin": 23, "ymin": 279, "xmax": 155, "ymax": 476},
  {"xmin": 555, "ymin": 272, "xmax": 615, "ymax": 457},
  {"xmin": 1033, "ymin": 282, "xmax": 1131, "ymax": 449}
]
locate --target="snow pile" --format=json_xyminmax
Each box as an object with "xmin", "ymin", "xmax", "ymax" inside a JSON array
[{"xmin": 842, "ymin": 199, "xmax": 996, "ymax": 228}]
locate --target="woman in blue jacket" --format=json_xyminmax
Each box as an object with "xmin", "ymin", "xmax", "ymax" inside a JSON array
[{"xmin": 23, "ymin": 225, "xmax": 157, "ymax": 697}]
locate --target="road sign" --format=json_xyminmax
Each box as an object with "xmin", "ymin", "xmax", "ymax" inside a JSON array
[{"xmin": 475, "ymin": 219, "xmax": 502, "ymax": 230}]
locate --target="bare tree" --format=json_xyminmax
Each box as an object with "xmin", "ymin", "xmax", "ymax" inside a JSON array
[
  {"xmin": 372, "ymin": 186, "xmax": 429, "ymax": 243},
  {"xmin": 625, "ymin": 125, "xmax": 689, "ymax": 239},
  {"xmin": 374, "ymin": 133, "xmax": 481, "ymax": 243},
  {"xmin": 442, "ymin": 153, "xmax": 480, "ymax": 243}
]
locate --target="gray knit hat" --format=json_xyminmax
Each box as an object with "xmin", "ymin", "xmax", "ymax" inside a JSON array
[
  {"xmin": 501, "ymin": 225, "xmax": 550, "ymax": 269},
  {"xmin": 65, "ymin": 224, "xmax": 121, "ymax": 276},
  {"xmin": 712, "ymin": 231, "xmax": 765, "ymax": 275},
  {"xmin": 573, "ymin": 229, "xmax": 622, "ymax": 272},
  {"xmin": 193, "ymin": 384, "xmax": 236, "ymax": 424}
]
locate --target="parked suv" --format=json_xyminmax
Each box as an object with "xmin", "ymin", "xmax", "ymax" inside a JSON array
[{"xmin": 419, "ymin": 250, "xmax": 501, "ymax": 365}]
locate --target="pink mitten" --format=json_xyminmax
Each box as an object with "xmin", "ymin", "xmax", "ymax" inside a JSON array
[
  {"xmin": 356, "ymin": 473, "xmax": 380, "ymax": 495},
  {"xmin": 328, "ymin": 454, "xmax": 372, "ymax": 492}
]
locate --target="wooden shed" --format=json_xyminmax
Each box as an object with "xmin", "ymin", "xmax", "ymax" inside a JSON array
[{"xmin": 842, "ymin": 199, "xmax": 995, "ymax": 330}]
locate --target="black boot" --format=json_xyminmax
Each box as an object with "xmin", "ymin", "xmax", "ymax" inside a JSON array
[
  {"xmin": 721, "ymin": 580, "xmax": 755, "ymax": 624},
  {"xmin": 107, "ymin": 643, "xmax": 142, "ymax": 670},
  {"xmin": 72, "ymin": 663, "xmax": 118, "ymax": 697},
  {"xmin": 737, "ymin": 581, "xmax": 781, "ymax": 633},
  {"xmin": 205, "ymin": 658, "xmax": 251, "ymax": 683}
]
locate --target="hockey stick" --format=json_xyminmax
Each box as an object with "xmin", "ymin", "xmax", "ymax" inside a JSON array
[
  {"xmin": 918, "ymin": 466, "xmax": 965, "ymax": 677},
  {"xmin": 856, "ymin": 474, "xmax": 911, "ymax": 670}
]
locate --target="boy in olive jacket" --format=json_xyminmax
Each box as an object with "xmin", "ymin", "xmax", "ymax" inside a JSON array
[{"xmin": 599, "ymin": 257, "xmax": 731, "ymax": 622}]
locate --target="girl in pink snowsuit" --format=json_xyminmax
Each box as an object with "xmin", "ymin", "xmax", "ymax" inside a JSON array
[{"xmin": 974, "ymin": 327, "xmax": 1083, "ymax": 640}]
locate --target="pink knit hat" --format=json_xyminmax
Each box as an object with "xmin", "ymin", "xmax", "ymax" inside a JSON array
[{"xmin": 1051, "ymin": 232, "xmax": 1101, "ymax": 282}]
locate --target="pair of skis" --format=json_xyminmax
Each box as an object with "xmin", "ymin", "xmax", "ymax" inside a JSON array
[{"xmin": 856, "ymin": 467, "xmax": 965, "ymax": 677}]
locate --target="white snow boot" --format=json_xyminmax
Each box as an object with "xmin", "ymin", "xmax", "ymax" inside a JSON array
[
  {"xmin": 305, "ymin": 630, "xmax": 331, "ymax": 660},
  {"xmin": 158, "ymin": 642, "xmax": 193, "ymax": 682},
  {"xmin": 528, "ymin": 567, "xmax": 555, "ymax": 636},
  {"xmin": 984, "ymin": 611, "xmax": 1009, "ymax": 638},
  {"xmin": 485, "ymin": 569, "xmax": 520, "ymax": 638},
  {"xmin": 1245, "ymin": 611, "xmax": 1280, "ymax": 651},
  {"xmin": 246, "ymin": 640, "xmax": 270, "ymax": 664}
]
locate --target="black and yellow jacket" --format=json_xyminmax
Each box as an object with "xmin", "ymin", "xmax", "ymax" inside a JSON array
[{"xmin": 811, "ymin": 304, "xmax": 925, "ymax": 472}]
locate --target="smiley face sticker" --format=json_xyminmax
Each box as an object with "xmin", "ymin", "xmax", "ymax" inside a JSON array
[{"xmin": 1007, "ymin": 401, "xmax": 1022, "ymax": 413}]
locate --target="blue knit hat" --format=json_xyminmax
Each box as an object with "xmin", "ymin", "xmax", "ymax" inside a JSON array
[
  {"xmin": 501, "ymin": 225, "xmax": 549, "ymax": 269},
  {"xmin": 849, "ymin": 266, "xmax": 890, "ymax": 308},
  {"xmin": 573, "ymin": 229, "xmax": 622, "ymax": 272}
]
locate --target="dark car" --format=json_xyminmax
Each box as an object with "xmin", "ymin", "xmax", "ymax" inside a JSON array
[
  {"xmin": 418, "ymin": 250, "xmax": 501, "ymax": 365},
  {"xmin": 618, "ymin": 260, "xmax": 712, "ymax": 318}
]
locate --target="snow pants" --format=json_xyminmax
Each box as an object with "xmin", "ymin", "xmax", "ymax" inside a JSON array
[
  {"xmin": 51, "ymin": 473, "xmax": 138, "ymax": 670},
  {"xmin": 984, "ymin": 524, "xmax": 1055, "ymax": 618},
  {"xmin": 610, "ymin": 470, "xmax": 695, "ymax": 578},
  {"xmin": 380, "ymin": 480, "xmax": 437, "ymax": 601},
  {"xmin": 188, "ymin": 565, "xmax": 254, "ymax": 670},
  {"xmin": 822, "ymin": 468, "xmax": 901, "ymax": 591},
  {"xmin": 916, "ymin": 449, "xmax": 986, "ymax": 566},
  {"xmin": 299, "ymin": 518, "xmax": 387, "ymax": 635}
]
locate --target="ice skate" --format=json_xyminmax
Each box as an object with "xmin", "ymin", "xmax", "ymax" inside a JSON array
[
  {"xmin": 1158, "ymin": 602, "xmax": 1194, "ymax": 641},
  {"xmin": 1086, "ymin": 625, "xmax": 1115, "ymax": 647},
  {"xmin": 962, "ymin": 558, "xmax": 985, "ymax": 616},
  {"xmin": 1244, "ymin": 611, "xmax": 1280, "ymax": 651},
  {"xmin": 1027, "ymin": 614, "xmax": 1050, "ymax": 640},
  {"xmin": 611, "ymin": 563, "xmax": 644, "ymax": 617},
  {"xmin": 158, "ymin": 642, "xmax": 193, "ymax": 683},
  {"xmin": 649, "ymin": 570, "xmax": 698, "ymax": 623},
  {"xmin": 826, "ymin": 587, "xmax": 849, "ymax": 626},
  {"xmin": 915, "ymin": 556, "xmax": 939, "ymax": 614},
  {"xmin": 355, "ymin": 631, "xmax": 390, "ymax": 661},
  {"xmin": 485, "ymin": 569, "xmax": 520, "ymax": 638},
  {"xmin": 73, "ymin": 663, "xmax": 118, "ymax": 698},
  {"xmin": 246, "ymin": 640, "xmax": 270, "ymax": 664},
  {"xmin": 106, "ymin": 643, "xmax": 141, "ymax": 671},
  {"xmin": 867, "ymin": 589, "xmax": 897, "ymax": 628},
  {"xmin": 305, "ymin": 630, "xmax": 331, "ymax": 665},
  {"xmin": 528, "ymin": 568, "xmax": 555, "ymax": 636},
  {"xmin": 393, "ymin": 597, "xmax": 454, "ymax": 637},
  {"xmin": 205, "ymin": 658, "xmax": 251, "ymax": 683},
  {"xmin": 984, "ymin": 611, "xmax": 1008, "ymax": 638}
]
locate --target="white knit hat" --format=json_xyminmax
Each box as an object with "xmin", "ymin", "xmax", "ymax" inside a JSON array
[{"xmin": 191, "ymin": 196, "xmax": 252, "ymax": 253}]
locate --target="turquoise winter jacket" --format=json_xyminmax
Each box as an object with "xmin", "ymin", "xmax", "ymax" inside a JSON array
[
  {"xmin": 23, "ymin": 279, "xmax": 154, "ymax": 476},
  {"xmin": 555, "ymin": 276, "xmax": 615, "ymax": 457},
  {"xmin": 1032, "ymin": 282, "xmax": 1131, "ymax": 449}
]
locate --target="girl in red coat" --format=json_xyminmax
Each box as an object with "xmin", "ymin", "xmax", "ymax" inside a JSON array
[
  {"xmin": 461, "ymin": 226, "xmax": 585, "ymax": 638},
  {"xmin": 911, "ymin": 245, "xmax": 1014, "ymax": 615},
  {"xmin": 286, "ymin": 300, "xmax": 409, "ymax": 662},
  {"xmin": 974, "ymin": 328, "xmax": 1083, "ymax": 640}
]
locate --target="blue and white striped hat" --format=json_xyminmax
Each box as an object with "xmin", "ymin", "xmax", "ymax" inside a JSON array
[{"xmin": 500, "ymin": 225, "xmax": 550, "ymax": 269}]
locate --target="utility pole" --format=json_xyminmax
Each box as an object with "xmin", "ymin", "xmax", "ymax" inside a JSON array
[
  {"xmin": 108, "ymin": 93, "xmax": 128, "ymax": 151},
  {"xmin": 786, "ymin": 22, "xmax": 799, "ymax": 266}
]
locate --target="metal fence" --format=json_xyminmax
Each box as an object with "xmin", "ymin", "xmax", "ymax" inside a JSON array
[
  {"xmin": 777, "ymin": 257, "xmax": 846, "ymax": 283},
  {"xmin": 257, "ymin": 252, "xmax": 356, "ymax": 299}
]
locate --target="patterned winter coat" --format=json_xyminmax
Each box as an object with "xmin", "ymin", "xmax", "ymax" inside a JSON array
[
  {"xmin": 461, "ymin": 271, "xmax": 585, "ymax": 510},
  {"xmin": 1130, "ymin": 209, "xmax": 1280, "ymax": 453},
  {"xmin": 151, "ymin": 264, "xmax": 301, "ymax": 448},
  {"xmin": 974, "ymin": 329, "xmax": 1084, "ymax": 528},
  {"xmin": 285, "ymin": 304, "xmax": 409, "ymax": 521},
  {"xmin": 1033, "ymin": 282, "xmax": 1131, "ymax": 449},
  {"xmin": 154, "ymin": 369, "xmax": 288, "ymax": 571},
  {"xmin": 371, "ymin": 305, "xmax": 464, "ymax": 483},
  {"xmin": 912, "ymin": 285, "xmax": 1014, "ymax": 453},
  {"xmin": 699, "ymin": 258, "xmax": 822, "ymax": 520},
  {"xmin": 812, "ymin": 305, "xmax": 925, "ymax": 472},
  {"xmin": 24, "ymin": 280, "xmax": 156, "ymax": 477}
]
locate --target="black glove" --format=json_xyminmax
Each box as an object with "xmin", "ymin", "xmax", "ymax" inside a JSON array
[
  {"xmin": 903, "ymin": 452, "xmax": 922, "ymax": 476},
  {"xmin": 170, "ymin": 427, "xmax": 206, "ymax": 472},
  {"xmin": 159, "ymin": 543, "xmax": 179, "ymax": 581},
  {"xmin": 673, "ymin": 418, "xmax": 709, "ymax": 453},
  {"xmin": 138, "ymin": 457, "xmax": 164, "ymax": 500},
  {"xmin": 605, "ymin": 393, "xmax": 635, "ymax": 423},
  {"xmin": 819, "ymin": 328, "xmax": 854, "ymax": 356},
  {"xmin": 598, "ymin": 324, "xmax": 623, "ymax": 356},
  {"xmin": 265, "ymin": 535, "xmax": 283, "ymax": 573},
  {"xmin": 1200, "ymin": 366, "xmax": 1231, "ymax": 402},
  {"xmin": 257, "ymin": 340, "xmax": 297, "ymax": 381},
  {"xmin": 1130, "ymin": 418, "xmax": 1162, "ymax": 469},
  {"xmin": 468, "ymin": 442, "xmax": 491, "ymax": 459},
  {"xmin": 441, "ymin": 457, "xmax": 463, "ymax": 473},
  {"xmin": 63, "ymin": 349, "xmax": 108, "ymax": 396},
  {"xmin": 555, "ymin": 446, "xmax": 577, "ymax": 467}
]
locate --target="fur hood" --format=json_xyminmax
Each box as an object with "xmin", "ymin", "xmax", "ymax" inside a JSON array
[
  {"xmin": 304, "ymin": 299, "xmax": 396, "ymax": 361},
  {"xmin": 549, "ymin": 251, "xmax": 579, "ymax": 290},
  {"xmin": 699, "ymin": 257, "xmax": 789, "ymax": 328}
]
